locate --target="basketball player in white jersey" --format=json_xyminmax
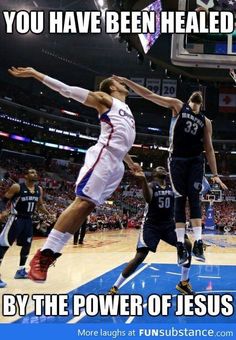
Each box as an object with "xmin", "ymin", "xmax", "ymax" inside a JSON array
[{"xmin": 9, "ymin": 66, "xmax": 140, "ymax": 282}]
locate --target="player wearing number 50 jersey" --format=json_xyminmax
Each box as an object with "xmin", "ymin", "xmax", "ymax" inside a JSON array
[
  {"xmin": 108, "ymin": 167, "xmax": 194, "ymax": 296},
  {"xmin": 112, "ymin": 75, "xmax": 227, "ymax": 266},
  {"xmin": 0, "ymin": 169, "xmax": 50, "ymax": 288}
]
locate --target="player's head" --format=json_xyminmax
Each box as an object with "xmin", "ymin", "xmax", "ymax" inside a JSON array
[
  {"xmin": 24, "ymin": 168, "xmax": 38, "ymax": 182},
  {"xmin": 188, "ymin": 91, "xmax": 203, "ymax": 112},
  {"xmin": 99, "ymin": 78, "xmax": 129, "ymax": 97},
  {"xmin": 152, "ymin": 166, "xmax": 168, "ymax": 180}
]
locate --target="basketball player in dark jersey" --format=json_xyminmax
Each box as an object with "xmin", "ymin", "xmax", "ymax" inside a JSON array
[
  {"xmin": 108, "ymin": 167, "xmax": 193, "ymax": 295},
  {"xmin": 112, "ymin": 75, "xmax": 227, "ymax": 265},
  {"xmin": 0, "ymin": 169, "xmax": 50, "ymax": 288}
]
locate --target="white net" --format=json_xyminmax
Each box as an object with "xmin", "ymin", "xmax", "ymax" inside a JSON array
[{"xmin": 229, "ymin": 69, "xmax": 236, "ymax": 84}]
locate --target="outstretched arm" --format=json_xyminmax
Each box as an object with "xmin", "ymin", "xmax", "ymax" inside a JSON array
[
  {"xmin": 112, "ymin": 75, "xmax": 183, "ymax": 114},
  {"xmin": 134, "ymin": 170, "xmax": 153, "ymax": 204},
  {"xmin": 203, "ymin": 118, "xmax": 228, "ymax": 190},
  {"xmin": 8, "ymin": 67, "xmax": 112, "ymax": 111}
]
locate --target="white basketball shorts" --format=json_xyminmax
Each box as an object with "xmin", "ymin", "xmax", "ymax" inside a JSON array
[{"xmin": 75, "ymin": 143, "xmax": 125, "ymax": 205}]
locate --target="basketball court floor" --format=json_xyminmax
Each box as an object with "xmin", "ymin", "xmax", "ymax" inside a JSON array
[{"xmin": 0, "ymin": 228, "xmax": 236, "ymax": 324}]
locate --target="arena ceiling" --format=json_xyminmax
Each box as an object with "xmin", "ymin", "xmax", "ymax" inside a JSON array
[
  {"xmin": 0, "ymin": 0, "xmax": 234, "ymax": 88},
  {"xmin": 0, "ymin": 0, "xmax": 151, "ymax": 88}
]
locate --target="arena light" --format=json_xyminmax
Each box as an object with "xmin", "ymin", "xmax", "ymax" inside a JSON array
[
  {"xmin": 11, "ymin": 135, "xmax": 31, "ymax": 142},
  {"xmin": 59, "ymin": 145, "xmax": 75, "ymax": 151},
  {"xmin": 77, "ymin": 148, "xmax": 87, "ymax": 154},
  {"xmin": 0, "ymin": 128, "xmax": 88, "ymax": 153},
  {"xmin": 133, "ymin": 144, "xmax": 149, "ymax": 149},
  {"xmin": 148, "ymin": 127, "xmax": 161, "ymax": 132},
  {"xmin": 49, "ymin": 128, "xmax": 77, "ymax": 137},
  {"xmin": 98, "ymin": 0, "xmax": 104, "ymax": 6},
  {"xmin": 45, "ymin": 142, "xmax": 59, "ymax": 148},
  {"xmin": 79, "ymin": 133, "xmax": 97, "ymax": 141},
  {"xmin": 158, "ymin": 146, "xmax": 169, "ymax": 151},
  {"xmin": 61, "ymin": 109, "xmax": 79, "ymax": 117},
  {"xmin": 0, "ymin": 110, "xmax": 99, "ymax": 141},
  {"xmin": 32, "ymin": 140, "xmax": 44, "ymax": 145},
  {"xmin": 0, "ymin": 131, "xmax": 9, "ymax": 137},
  {"xmin": 96, "ymin": 0, "xmax": 108, "ymax": 19}
]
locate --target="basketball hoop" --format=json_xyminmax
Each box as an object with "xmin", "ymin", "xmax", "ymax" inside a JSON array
[{"xmin": 229, "ymin": 69, "xmax": 236, "ymax": 85}]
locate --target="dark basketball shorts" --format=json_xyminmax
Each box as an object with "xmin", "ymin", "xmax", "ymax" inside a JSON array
[
  {"xmin": 0, "ymin": 215, "xmax": 33, "ymax": 247},
  {"xmin": 137, "ymin": 220, "xmax": 177, "ymax": 253},
  {"xmin": 168, "ymin": 155, "xmax": 204, "ymax": 197}
]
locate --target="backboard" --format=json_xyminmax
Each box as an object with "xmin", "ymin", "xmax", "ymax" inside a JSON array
[{"xmin": 171, "ymin": 0, "xmax": 236, "ymax": 69}]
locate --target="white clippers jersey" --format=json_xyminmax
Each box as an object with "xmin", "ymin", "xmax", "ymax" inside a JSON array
[{"xmin": 98, "ymin": 98, "xmax": 136, "ymax": 159}]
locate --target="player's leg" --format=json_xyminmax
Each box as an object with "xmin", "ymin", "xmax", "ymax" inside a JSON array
[
  {"xmin": 29, "ymin": 147, "xmax": 123, "ymax": 282},
  {"xmin": 14, "ymin": 243, "xmax": 31, "ymax": 279},
  {"xmin": 188, "ymin": 156, "xmax": 205, "ymax": 262},
  {"xmin": 0, "ymin": 215, "xmax": 21, "ymax": 287},
  {"xmin": 28, "ymin": 198, "xmax": 95, "ymax": 281},
  {"xmin": 108, "ymin": 221, "xmax": 157, "ymax": 295},
  {"xmin": 78, "ymin": 220, "xmax": 87, "ymax": 244},
  {"xmin": 176, "ymin": 236, "xmax": 194, "ymax": 294},
  {"xmin": 161, "ymin": 226, "xmax": 194, "ymax": 294},
  {"xmin": 108, "ymin": 248, "xmax": 149, "ymax": 295},
  {"xmin": 73, "ymin": 228, "xmax": 80, "ymax": 245},
  {"xmin": 168, "ymin": 157, "xmax": 189, "ymax": 265},
  {"xmin": 15, "ymin": 219, "xmax": 33, "ymax": 279},
  {"xmin": 0, "ymin": 246, "xmax": 8, "ymax": 288}
]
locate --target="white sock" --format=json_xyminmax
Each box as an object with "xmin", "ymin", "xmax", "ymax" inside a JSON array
[
  {"xmin": 63, "ymin": 232, "xmax": 73, "ymax": 243},
  {"xmin": 41, "ymin": 229, "xmax": 72, "ymax": 253},
  {"xmin": 18, "ymin": 266, "xmax": 25, "ymax": 270},
  {"xmin": 114, "ymin": 274, "xmax": 126, "ymax": 289},
  {"xmin": 181, "ymin": 267, "xmax": 190, "ymax": 282},
  {"xmin": 192, "ymin": 227, "xmax": 202, "ymax": 241},
  {"xmin": 175, "ymin": 228, "xmax": 185, "ymax": 243}
]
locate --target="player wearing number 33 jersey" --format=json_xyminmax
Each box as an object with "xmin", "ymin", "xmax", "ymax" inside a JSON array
[
  {"xmin": 169, "ymin": 103, "xmax": 205, "ymax": 158},
  {"xmin": 112, "ymin": 77, "xmax": 227, "ymax": 268}
]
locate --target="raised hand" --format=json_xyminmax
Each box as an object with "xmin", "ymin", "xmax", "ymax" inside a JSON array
[
  {"xmin": 211, "ymin": 176, "xmax": 228, "ymax": 191},
  {"xmin": 112, "ymin": 75, "xmax": 127, "ymax": 84},
  {"xmin": 133, "ymin": 169, "xmax": 146, "ymax": 178},
  {"xmin": 129, "ymin": 162, "xmax": 142, "ymax": 174},
  {"xmin": 8, "ymin": 66, "xmax": 35, "ymax": 78}
]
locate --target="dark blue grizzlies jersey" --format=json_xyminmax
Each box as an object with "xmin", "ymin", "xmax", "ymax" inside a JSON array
[
  {"xmin": 169, "ymin": 103, "xmax": 206, "ymax": 158},
  {"xmin": 11, "ymin": 183, "xmax": 40, "ymax": 217},
  {"xmin": 145, "ymin": 183, "xmax": 174, "ymax": 224}
]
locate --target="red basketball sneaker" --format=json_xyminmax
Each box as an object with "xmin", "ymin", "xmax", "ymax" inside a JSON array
[{"xmin": 28, "ymin": 249, "xmax": 61, "ymax": 282}]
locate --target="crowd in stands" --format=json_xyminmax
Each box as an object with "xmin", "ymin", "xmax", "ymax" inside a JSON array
[
  {"xmin": 202, "ymin": 201, "xmax": 236, "ymax": 231},
  {"xmin": 0, "ymin": 156, "xmax": 236, "ymax": 236}
]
